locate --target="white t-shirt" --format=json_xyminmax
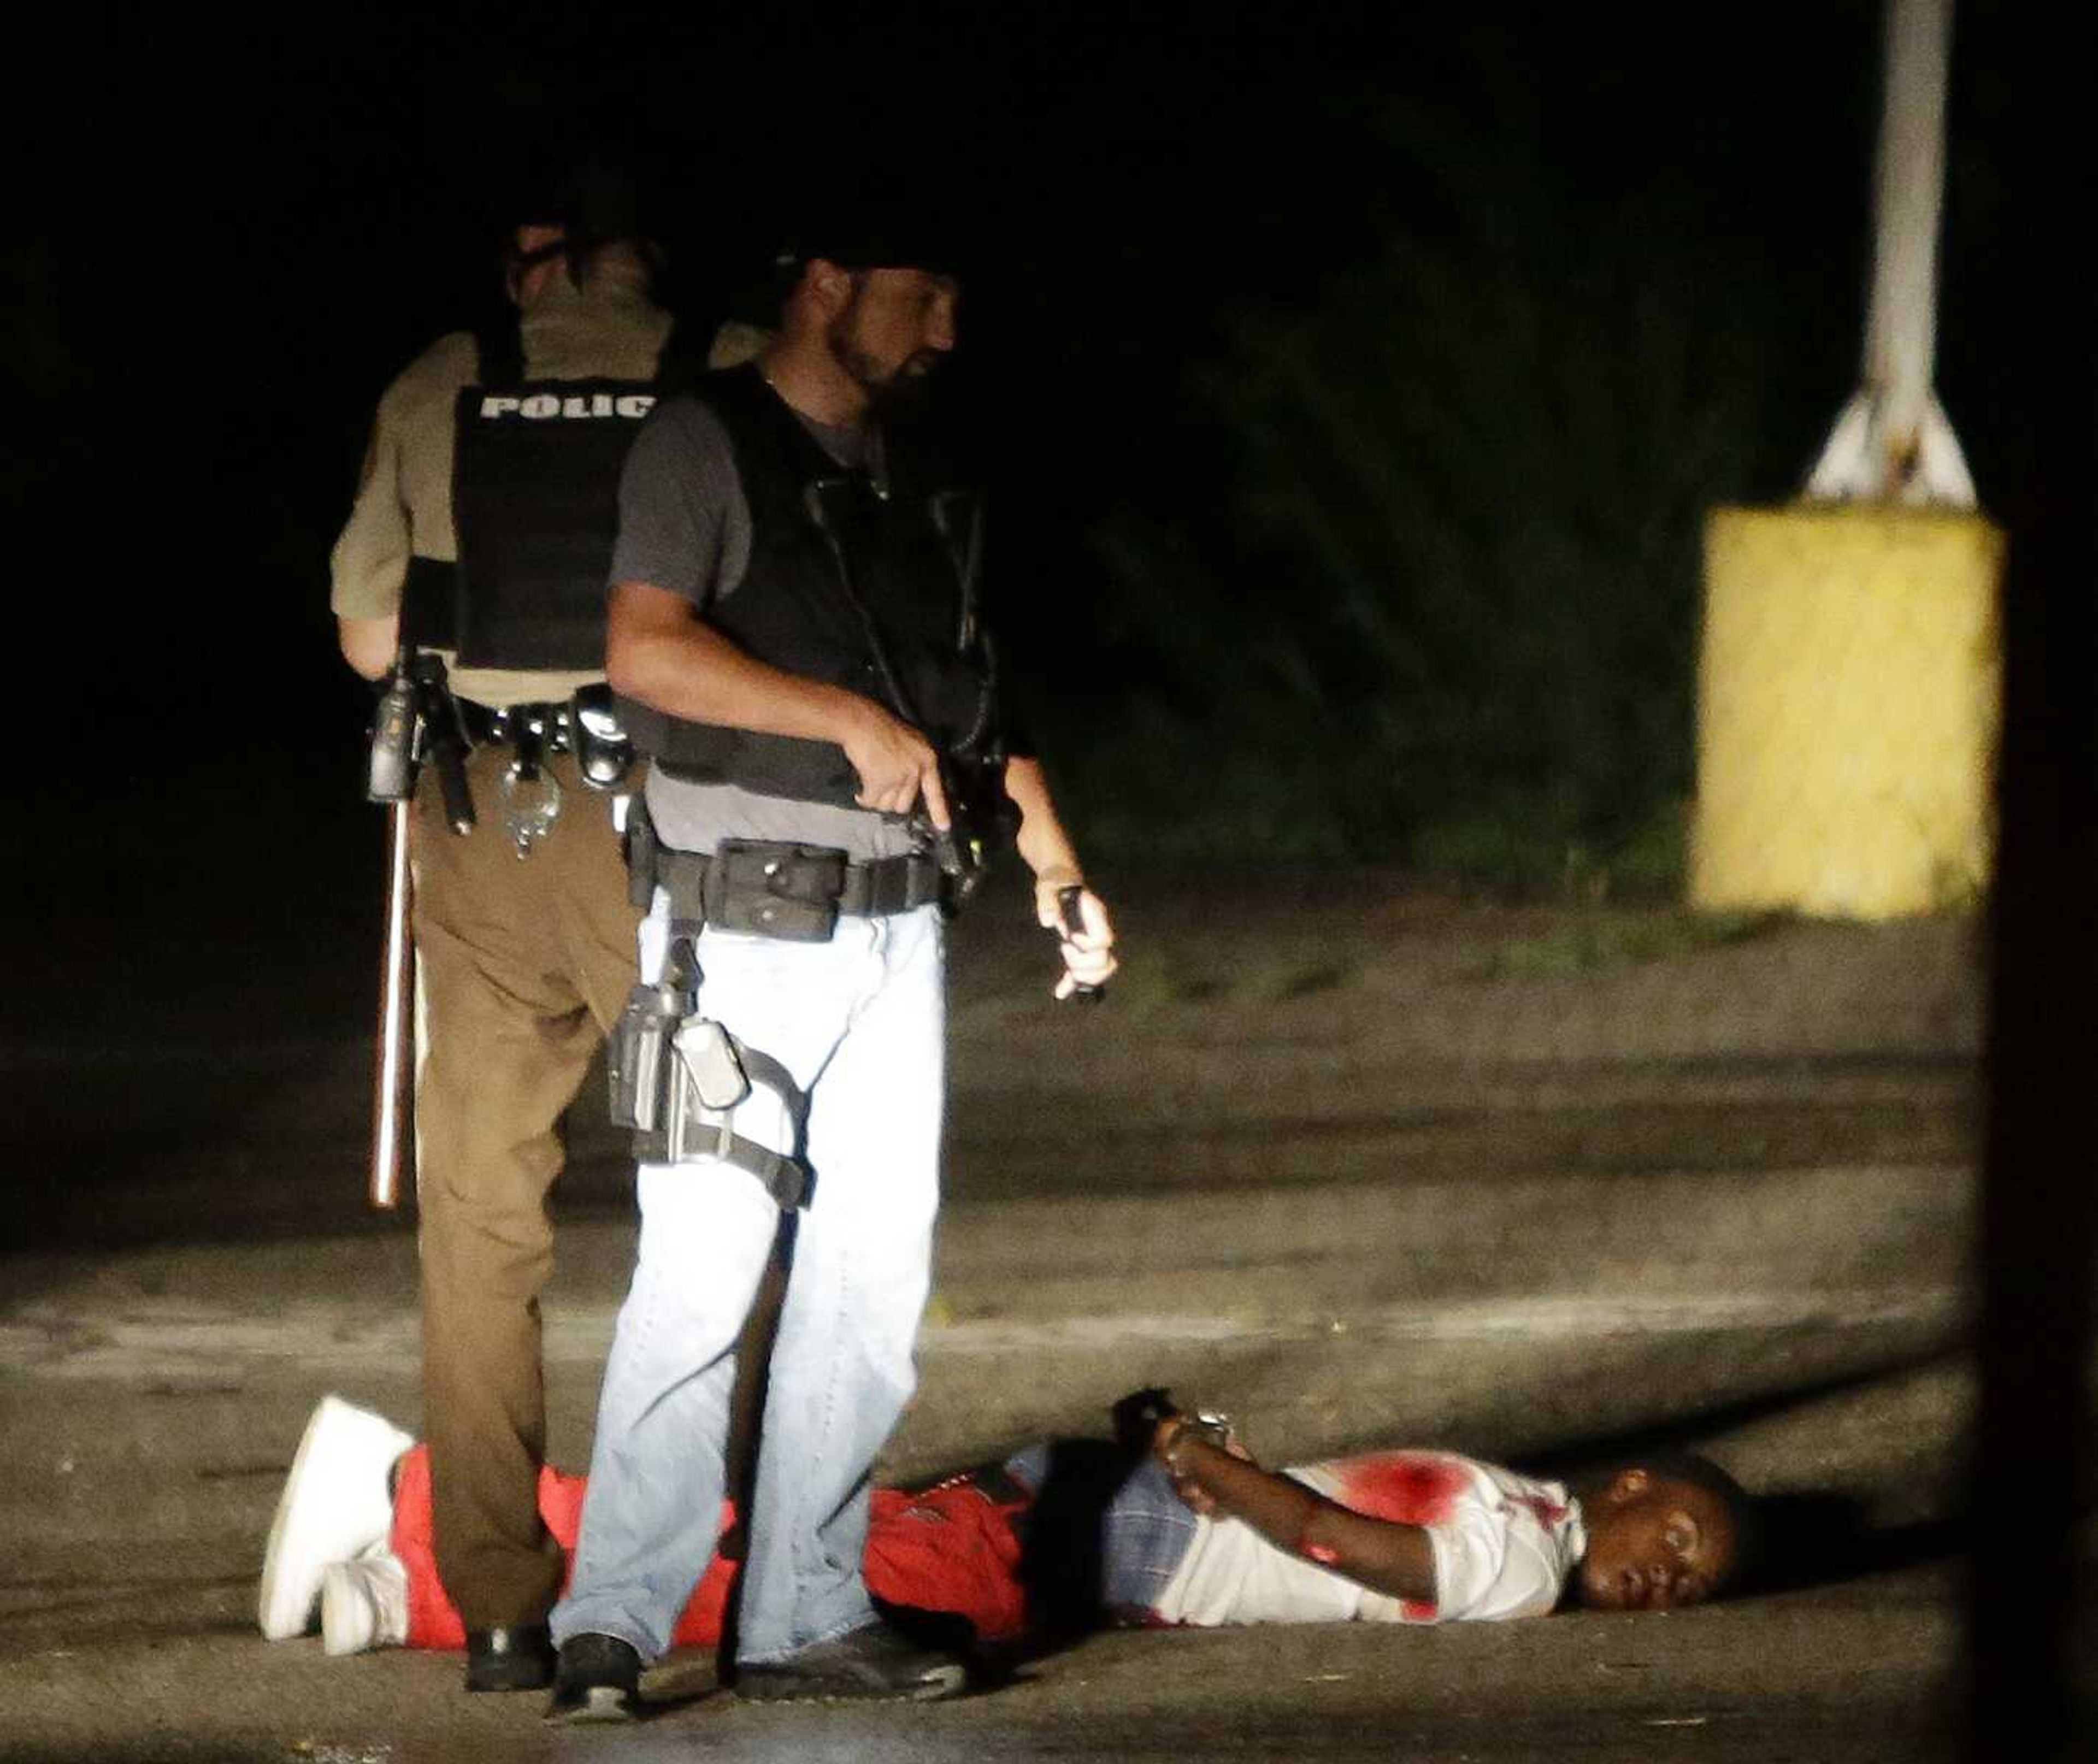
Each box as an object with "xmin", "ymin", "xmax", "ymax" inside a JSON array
[{"xmin": 1152, "ymin": 1450, "xmax": 1586, "ymax": 1627}]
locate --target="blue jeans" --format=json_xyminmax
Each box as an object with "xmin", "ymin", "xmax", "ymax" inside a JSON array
[{"xmin": 551, "ymin": 890, "xmax": 947, "ymax": 1663}]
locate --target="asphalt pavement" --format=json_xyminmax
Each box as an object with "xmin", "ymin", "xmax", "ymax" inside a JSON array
[{"xmin": 3, "ymin": 865, "xmax": 2090, "ymax": 1761}]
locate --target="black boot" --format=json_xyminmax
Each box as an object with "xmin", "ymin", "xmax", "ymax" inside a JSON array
[
  {"xmin": 545, "ymin": 1632, "xmax": 644, "ymax": 1723},
  {"xmin": 463, "ymin": 1623, "xmax": 555, "ymax": 1693},
  {"xmin": 735, "ymin": 1621, "xmax": 968, "ymax": 1703}
]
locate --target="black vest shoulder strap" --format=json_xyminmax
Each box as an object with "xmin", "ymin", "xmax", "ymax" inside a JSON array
[
  {"xmin": 472, "ymin": 308, "xmax": 527, "ymax": 390},
  {"xmin": 698, "ymin": 361, "xmax": 837, "ymax": 475},
  {"xmin": 644, "ymin": 362, "xmax": 1003, "ymax": 807}
]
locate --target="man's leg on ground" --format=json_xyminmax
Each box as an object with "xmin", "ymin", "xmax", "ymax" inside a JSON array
[
  {"xmin": 258, "ymin": 1396, "xmax": 415, "ymax": 1642},
  {"xmin": 392, "ymin": 1444, "xmax": 740, "ymax": 1656}
]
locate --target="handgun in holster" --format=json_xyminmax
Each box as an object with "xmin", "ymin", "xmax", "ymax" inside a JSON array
[{"xmin": 606, "ymin": 938, "xmax": 750, "ymax": 1150}]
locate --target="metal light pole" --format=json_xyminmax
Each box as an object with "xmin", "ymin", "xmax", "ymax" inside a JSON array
[{"xmin": 1806, "ymin": 0, "xmax": 1975, "ymax": 507}]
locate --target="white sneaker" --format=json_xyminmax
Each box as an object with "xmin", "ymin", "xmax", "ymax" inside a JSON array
[
  {"xmin": 321, "ymin": 1544, "xmax": 409, "ymax": 1655},
  {"xmin": 258, "ymin": 1395, "xmax": 415, "ymax": 1641}
]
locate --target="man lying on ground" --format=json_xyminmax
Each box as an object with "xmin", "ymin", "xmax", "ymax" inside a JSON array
[{"xmin": 260, "ymin": 1391, "xmax": 1753, "ymax": 1693}]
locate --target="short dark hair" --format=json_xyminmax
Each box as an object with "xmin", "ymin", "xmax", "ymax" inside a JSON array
[{"xmin": 494, "ymin": 155, "xmax": 661, "ymax": 289}]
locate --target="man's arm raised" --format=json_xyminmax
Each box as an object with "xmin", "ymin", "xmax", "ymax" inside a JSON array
[{"xmin": 605, "ymin": 579, "xmax": 948, "ymax": 824}]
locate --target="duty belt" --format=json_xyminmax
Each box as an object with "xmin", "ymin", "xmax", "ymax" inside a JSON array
[
  {"xmin": 650, "ymin": 841, "xmax": 948, "ymax": 939},
  {"xmin": 458, "ymin": 698, "xmax": 581, "ymax": 751},
  {"xmin": 457, "ymin": 688, "xmax": 633, "ymax": 856}
]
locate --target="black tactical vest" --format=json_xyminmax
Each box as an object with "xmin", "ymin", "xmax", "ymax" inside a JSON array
[
  {"xmin": 648, "ymin": 364, "xmax": 997, "ymax": 810},
  {"xmin": 398, "ymin": 315, "xmax": 691, "ymax": 670}
]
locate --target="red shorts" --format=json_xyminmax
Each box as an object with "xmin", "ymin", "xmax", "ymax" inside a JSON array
[{"xmin": 390, "ymin": 1449, "xmax": 1032, "ymax": 1651}]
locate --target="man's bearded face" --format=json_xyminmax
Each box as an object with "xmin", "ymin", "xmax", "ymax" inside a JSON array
[{"xmin": 826, "ymin": 267, "xmax": 959, "ymax": 407}]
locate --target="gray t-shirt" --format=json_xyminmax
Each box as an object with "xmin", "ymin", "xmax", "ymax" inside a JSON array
[{"xmin": 611, "ymin": 390, "xmax": 915, "ymax": 860}]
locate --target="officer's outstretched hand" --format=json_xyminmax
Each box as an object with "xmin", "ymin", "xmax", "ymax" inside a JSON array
[
  {"xmin": 1035, "ymin": 877, "xmax": 1118, "ymax": 1001},
  {"xmin": 844, "ymin": 704, "xmax": 950, "ymax": 827}
]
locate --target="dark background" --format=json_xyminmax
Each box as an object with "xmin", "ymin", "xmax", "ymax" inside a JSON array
[
  {"xmin": 9, "ymin": 0, "xmax": 2030, "ymax": 994},
  {"xmin": 13, "ymin": 13, "xmax": 2094, "ymax": 1742}
]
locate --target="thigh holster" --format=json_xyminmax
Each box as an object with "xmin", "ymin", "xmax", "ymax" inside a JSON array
[{"xmin": 605, "ymin": 960, "xmax": 812, "ymax": 1210}]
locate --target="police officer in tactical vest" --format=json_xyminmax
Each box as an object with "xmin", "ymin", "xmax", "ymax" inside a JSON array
[
  {"xmin": 541, "ymin": 226, "xmax": 1118, "ymax": 1717},
  {"xmin": 329, "ymin": 170, "xmax": 739, "ymax": 1694}
]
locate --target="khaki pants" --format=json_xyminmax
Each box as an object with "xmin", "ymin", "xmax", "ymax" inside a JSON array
[{"xmin": 410, "ymin": 741, "xmax": 641, "ymax": 1630}]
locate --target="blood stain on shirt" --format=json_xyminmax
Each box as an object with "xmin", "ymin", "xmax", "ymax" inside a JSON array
[
  {"xmin": 1505, "ymin": 1491, "xmax": 1569, "ymax": 1530},
  {"xmin": 1330, "ymin": 1453, "xmax": 1470, "ymax": 1526}
]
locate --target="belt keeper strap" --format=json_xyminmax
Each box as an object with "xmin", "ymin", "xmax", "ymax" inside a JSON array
[
  {"xmin": 838, "ymin": 852, "xmax": 945, "ymax": 916},
  {"xmin": 653, "ymin": 849, "xmax": 712, "ymax": 922}
]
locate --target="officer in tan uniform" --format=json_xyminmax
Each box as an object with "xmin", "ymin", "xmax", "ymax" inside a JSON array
[{"xmin": 329, "ymin": 175, "xmax": 751, "ymax": 1693}]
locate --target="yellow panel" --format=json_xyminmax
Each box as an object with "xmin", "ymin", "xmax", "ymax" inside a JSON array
[{"xmin": 1689, "ymin": 504, "xmax": 2003, "ymax": 919}]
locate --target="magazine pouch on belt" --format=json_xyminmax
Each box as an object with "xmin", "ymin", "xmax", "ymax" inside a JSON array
[{"xmin": 709, "ymin": 841, "xmax": 848, "ymax": 942}]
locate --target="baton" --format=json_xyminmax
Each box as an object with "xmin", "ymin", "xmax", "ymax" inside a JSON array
[{"xmin": 369, "ymin": 799, "xmax": 415, "ymax": 1210}]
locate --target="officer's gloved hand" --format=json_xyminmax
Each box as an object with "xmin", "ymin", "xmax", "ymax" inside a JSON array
[{"xmin": 1033, "ymin": 872, "xmax": 1117, "ymax": 1000}]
